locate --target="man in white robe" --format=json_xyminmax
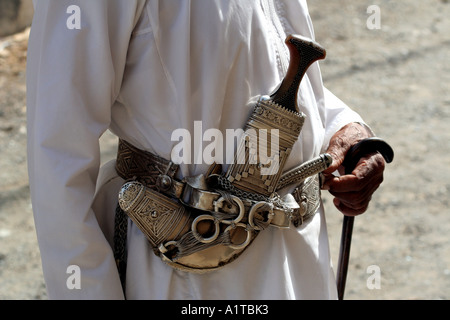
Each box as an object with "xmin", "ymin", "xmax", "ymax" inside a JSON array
[{"xmin": 27, "ymin": 0, "xmax": 386, "ymax": 299}]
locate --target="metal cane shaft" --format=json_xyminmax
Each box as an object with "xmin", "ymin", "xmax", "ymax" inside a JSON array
[
  {"xmin": 337, "ymin": 215, "xmax": 354, "ymax": 300},
  {"xmin": 336, "ymin": 137, "xmax": 394, "ymax": 300}
]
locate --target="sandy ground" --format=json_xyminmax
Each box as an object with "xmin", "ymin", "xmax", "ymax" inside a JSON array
[{"xmin": 0, "ymin": 0, "xmax": 449, "ymax": 300}]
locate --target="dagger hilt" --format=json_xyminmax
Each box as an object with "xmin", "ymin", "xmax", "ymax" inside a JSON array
[{"xmin": 270, "ymin": 35, "xmax": 327, "ymax": 113}]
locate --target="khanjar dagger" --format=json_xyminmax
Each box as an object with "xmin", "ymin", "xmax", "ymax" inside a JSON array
[{"xmin": 225, "ymin": 35, "xmax": 331, "ymax": 197}]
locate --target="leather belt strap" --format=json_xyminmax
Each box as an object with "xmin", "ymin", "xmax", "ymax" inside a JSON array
[{"xmin": 115, "ymin": 139, "xmax": 182, "ymax": 195}]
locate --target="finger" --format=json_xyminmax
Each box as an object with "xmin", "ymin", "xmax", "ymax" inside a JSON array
[
  {"xmin": 328, "ymin": 175, "xmax": 381, "ymax": 212},
  {"xmin": 321, "ymin": 172, "xmax": 335, "ymax": 190},
  {"xmin": 326, "ymin": 154, "xmax": 385, "ymax": 193},
  {"xmin": 329, "ymin": 169, "xmax": 382, "ymax": 201},
  {"xmin": 333, "ymin": 193, "xmax": 373, "ymax": 211},
  {"xmin": 323, "ymin": 123, "xmax": 373, "ymax": 175},
  {"xmin": 322, "ymin": 136, "xmax": 349, "ymax": 175},
  {"xmin": 329, "ymin": 166, "xmax": 381, "ymax": 216},
  {"xmin": 330, "ymin": 185, "xmax": 375, "ymax": 207},
  {"xmin": 326, "ymin": 174, "xmax": 365, "ymax": 193},
  {"xmin": 333, "ymin": 198, "xmax": 369, "ymax": 216},
  {"xmin": 351, "ymin": 152, "xmax": 385, "ymax": 182}
]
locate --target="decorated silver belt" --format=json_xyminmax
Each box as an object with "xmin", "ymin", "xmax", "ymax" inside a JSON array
[{"xmin": 116, "ymin": 140, "xmax": 330, "ymax": 273}]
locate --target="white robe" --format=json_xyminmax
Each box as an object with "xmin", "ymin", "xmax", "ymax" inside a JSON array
[{"xmin": 27, "ymin": 0, "xmax": 365, "ymax": 300}]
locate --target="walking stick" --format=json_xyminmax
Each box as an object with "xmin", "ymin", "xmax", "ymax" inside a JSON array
[{"xmin": 336, "ymin": 137, "xmax": 394, "ymax": 300}]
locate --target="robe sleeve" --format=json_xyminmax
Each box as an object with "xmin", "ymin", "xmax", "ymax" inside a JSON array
[
  {"xmin": 27, "ymin": 0, "xmax": 146, "ymax": 299},
  {"xmin": 320, "ymin": 87, "xmax": 369, "ymax": 153}
]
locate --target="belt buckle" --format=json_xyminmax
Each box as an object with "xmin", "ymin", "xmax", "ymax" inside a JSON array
[{"xmin": 248, "ymin": 201, "xmax": 275, "ymax": 231}]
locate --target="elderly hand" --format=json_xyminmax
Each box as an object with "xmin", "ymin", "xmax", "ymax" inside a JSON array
[{"xmin": 322, "ymin": 123, "xmax": 386, "ymax": 216}]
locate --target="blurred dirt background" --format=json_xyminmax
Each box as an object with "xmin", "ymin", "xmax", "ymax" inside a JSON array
[{"xmin": 0, "ymin": 0, "xmax": 449, "ymax": 299}]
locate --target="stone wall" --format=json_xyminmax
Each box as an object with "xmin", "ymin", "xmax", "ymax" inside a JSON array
[{"xmin": 0, "ymin": 0, "xmax": 33, "ymax": 37}]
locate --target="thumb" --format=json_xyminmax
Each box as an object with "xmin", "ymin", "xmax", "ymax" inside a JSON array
[
  {"xmin": 322, "ymin": 137, "xmax": 350, "ymax": 175},
  {"xmin": 322, "ymin": 122, "xmax": 372, "ymax": 175}
]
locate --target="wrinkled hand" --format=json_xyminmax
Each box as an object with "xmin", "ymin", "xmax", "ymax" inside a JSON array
[{"xmin": 322, "ymin": 123, "xmax": 386, "ymax": 216}]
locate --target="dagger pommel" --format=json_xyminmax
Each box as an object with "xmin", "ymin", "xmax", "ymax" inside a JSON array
[{"xmin": 270, "ymin": 35, "xmax": 326, "ymax": 113}]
